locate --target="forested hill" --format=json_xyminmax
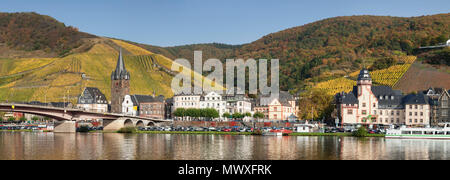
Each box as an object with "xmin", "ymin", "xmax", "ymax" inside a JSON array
[
  {"xmin": 0, "ymin": 12, "xmax": 95, "ymax": 57},
  {"xmin": 136, "ymin": 13, "xmax": 450, "ymax": 92}
]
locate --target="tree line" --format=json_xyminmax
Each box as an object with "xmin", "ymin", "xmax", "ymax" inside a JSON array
[{"xmin": 173, "ymin": 108, "xmax": 265, "ymax": 121}]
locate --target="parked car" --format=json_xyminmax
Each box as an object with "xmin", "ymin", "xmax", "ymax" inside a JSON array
[{"xmin": 208, "ymin": 127, "xmax": 216, "ymax": 131}]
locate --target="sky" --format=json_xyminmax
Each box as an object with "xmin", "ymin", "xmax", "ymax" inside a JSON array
[{"xmin": 1, "ymin": 0, "xmax": 449, "ymax": 47}]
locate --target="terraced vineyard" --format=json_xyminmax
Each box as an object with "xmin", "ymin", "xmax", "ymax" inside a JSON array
[
  {"xmin": 314, "ymin": 56, "xmax": 417, "ymax": 95},
  {"xmin": 313, "ymin": 77, "xmax": 357, "ymax": 95},
  {"xmin": 370, "ymin": 64, "xmax": 412, "ymax": 87},
  {"xmin": 0, "ymin": 38, "xmax": 223, "ymax": 103}
]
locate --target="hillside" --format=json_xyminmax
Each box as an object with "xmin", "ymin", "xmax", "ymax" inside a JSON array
[
  {"xmin": 1, "ymin": 12, "xmax": 449, "ymax": 107},
  {"xmin": 137, "ymin": 14, "xmax": 449, "ymax": 93},
  {"xmin": 0, "ymin": 13, "xmax": 222, "ymax": 104},
  {"xmin": 0, "ymin": 12, "xmax": 95, "ymax": 57},
  {"xmin": 0, "ymin": 37, "xmax": 224, "ymax": 104}
]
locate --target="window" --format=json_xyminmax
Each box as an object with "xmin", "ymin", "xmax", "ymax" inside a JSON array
[
  {"xmin": 415, "ymin": 105, "xmax": 418, "ymax": 109},
  {"xmin": 396, "ymin": 111, "xmax": 400, "ymax": 116},
  {"xmin": 414, "ymin": 112, "xmax": 418, "ymax": 116},
  {"xmin": 373, "ymin": 103, "xmax": 376, "ymax": 107},
  {"xmin": 409, "ymin": 119, "xmax": 412, "ymax": 123},
  {"xmin": 396, "ymin": 118, "xmax": 399, "ymax": 123},
  {"xmin": 348, "ymin": 110, "xmax": 353, "ymax": 115},
  {"xmin": 362, "ymin": 110, "xmax": 367, "ymax": 115},
  {"xmin": 442, "ymin": 110, "xmax": 448, "ymax": 117},
  {"xmin": 420, "ymin": 119, "xmax": 423, "ymax": 123},
  {"xmin": 414, "ymin": 119, "xmax": 418, "ymax": 123},
  {"xmin": 374, "ymin": 110, "xmax": 377, "ymax": 115},
  {"xmin": 362, "ymin": 103, "xmax": 366, "ymax": 107},
  {"xmin": 380, "ymin": 110, "xmax": 383, "ymax": 115},
  {"xmin": 420, "ymin": 112, "xmax": 423, "ymax": 116},
  {"xmin": 391, "ymin": 111, "xmax": 394, "ymax": 115}
]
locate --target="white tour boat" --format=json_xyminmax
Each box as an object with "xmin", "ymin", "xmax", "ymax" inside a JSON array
[{"xmin": 386, "ymin": 124, "xmax": 450, "ymax": 139}]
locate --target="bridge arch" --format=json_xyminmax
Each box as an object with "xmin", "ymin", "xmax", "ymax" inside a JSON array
[
  {"xmin": 124, "ymin": 119, "xmax": 133, "ymax": 127},
  {"xmin": 135, "ymin": 120, "xmax": 144, "ymax": 127},
  {"xmin": 146, "ymin": 121, "xmax": 155, "ymax": 126}
]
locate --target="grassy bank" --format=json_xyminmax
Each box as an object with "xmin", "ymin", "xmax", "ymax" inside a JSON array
[
  {"xmin": 0, "ymin": 129, "xmax": 33, "ymax": 132},
  {"xmin": 289, "ymin": 132, "xmax": 385, "ymax": 137},
  {"xmin": 136, "ymin": 131, "xmax": 252, "ymax": 135}
]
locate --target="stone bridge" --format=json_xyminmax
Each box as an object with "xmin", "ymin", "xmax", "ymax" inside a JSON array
[{"xmin": 0, "ymin": 103, "xmax": 170, "ymax": 132}]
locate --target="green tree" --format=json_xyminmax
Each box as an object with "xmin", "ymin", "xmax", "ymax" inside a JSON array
[
  {"xmin": 19, "ymin": 116, "xmax": 27, "ymax": 122},
  {"xmin": 232, "ymin": 112, "xmax": 244, "ymax": 120},
  {"xmin": 222, "ymin": 112, "xmax": 231, "ymax": 120},
  {"xmin": 209, "ymin": 108, "xmax": 220, "ymax": 119},
  {"xmin": 174, "ymin": 108, "xmax": 186, "ymax": 120},
  {"xmin": 31, "ymin": 116, "xmax": 39, "ymax": 122},
  {"xmin": 352, "ymin": 126, "xmax": 368, "ymax": 137},
  {"xmin": 253, "ymin": 112, "xmax": 264, "ymax": 119},
  {"xmin": 8, "ymin": 117, "xmax": 15, "ymax": 122}
]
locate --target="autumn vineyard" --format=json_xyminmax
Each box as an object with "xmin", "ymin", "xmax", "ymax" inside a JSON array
[{"xmin": 313, "ymin": 56, "xmax": 417, "ymax": 95}]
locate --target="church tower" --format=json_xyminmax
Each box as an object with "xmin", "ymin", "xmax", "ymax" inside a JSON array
[{"xmin": 111, "ymin": 49, "xmax": 130, "ymax": 113}]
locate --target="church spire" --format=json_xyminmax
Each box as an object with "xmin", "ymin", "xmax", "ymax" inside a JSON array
[{"xmin": 111, "ymin": 48, "xmax": 130, "ymax": 80}]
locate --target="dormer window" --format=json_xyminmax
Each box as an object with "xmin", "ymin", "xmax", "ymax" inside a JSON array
[
  {"xmin": 391, "ymin": 96, "xmax": 394, "ymax": 100},
  {"xmin": 380, "ymin": 96, "xmax": 383, "ymax": 100},
  {"xmin": 385, "ymin": 96, "xmax": 388, "ymax": 99}
]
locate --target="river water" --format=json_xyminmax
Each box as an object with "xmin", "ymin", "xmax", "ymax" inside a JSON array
[{"xmin": 0, "ymin": 131, "xmax": 449, "ymax": 160}]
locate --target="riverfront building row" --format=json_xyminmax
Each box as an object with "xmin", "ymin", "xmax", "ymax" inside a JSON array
[{"xmin": 335, "ymin": 69, "xmax": 450, "ymax": 127}]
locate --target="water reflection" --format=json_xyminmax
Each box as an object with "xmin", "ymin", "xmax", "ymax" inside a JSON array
[{"xmin": 0, "ymin": 132, "xmax": 449, "ymax": 160}]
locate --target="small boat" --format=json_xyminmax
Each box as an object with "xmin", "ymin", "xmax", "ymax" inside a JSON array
[
  {"xmin": 262, "ymin": 132, "xmax": 283, "ymax": 136},
  {"xmin": 386, "ymin": 124, "xmax": 450, "ymax": 139}
]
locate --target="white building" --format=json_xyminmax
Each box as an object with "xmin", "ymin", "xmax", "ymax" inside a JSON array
[
  {"xmin": 224, "ymin": 94, "xmax": 252, "ymax": 114},
  {"xmin": 122, "ymin": 95, "xmax": 138, "ymax": 116},
  {"xmin": 173, "ymin": 92, "xmax": 255, "ymax": 121},
  {"xmin": 200, "ymin": 91, "xmax": 226, "ymax": 115},
  {"xmin": 173, "ymin": 93, "xmax": 201, "ymax": 110}
]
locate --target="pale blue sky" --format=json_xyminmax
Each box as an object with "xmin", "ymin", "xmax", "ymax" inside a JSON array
[{"xmin": 1, "ymin": 0, "xmax": 449, "ymax": 46}]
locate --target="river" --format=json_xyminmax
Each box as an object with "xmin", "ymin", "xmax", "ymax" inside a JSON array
[{"xmin": 0, "ymin": 131, "xmax": 449, "ymax": 160}]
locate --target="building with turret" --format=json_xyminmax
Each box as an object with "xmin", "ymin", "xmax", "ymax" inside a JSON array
[
  {"xmin": 111, "ymin": 49, "xmax": 130, "ymax": 113},
  {"xmin": 335, "ymin": 69, "xmax": 430, "ymax": 127}
]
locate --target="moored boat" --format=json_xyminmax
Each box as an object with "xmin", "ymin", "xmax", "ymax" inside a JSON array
[{"xmin": 386, "ymin": 124, "xmax": 450, "ymax": 139}]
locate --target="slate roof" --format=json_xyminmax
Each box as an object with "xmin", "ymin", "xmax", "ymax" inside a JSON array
[
  {"xmin": 132, "ymin": 95, "xmax": 165, "ymax": 104},
  {"xmin": 258, "ymin": 91, "xmax": 295, "ymax": 106},
  {"xmin": 357, "ymin": 68, "xmax": 371, "ymax": 81},
  {"xmin": 402, "ymin": 93, "xmax": 429, "ymax": 104},
  {"xmin": 336, "ymin": 92, "xmax": 358, "ymax": 104},
  {"xmin": 111, "ymin": 49, "xmax": 130, "ymax": 80},
  {"xmin": 371, "ymin": 86, "xmax": 403, "ymax": 108},
  {"xmin": 78, "ymin": 87, "xmax": 107, "ymax": 104}
]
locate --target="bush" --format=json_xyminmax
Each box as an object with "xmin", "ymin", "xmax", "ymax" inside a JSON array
[
  {"xmin": 251, "ymin": 130, "xmax": 263, "ymax": 135},
  {"xmin": 77, "ymin": 125, "xmax": 90, "ymax": 133},
  {"xmin": 117, "ymin": 127, "xmax": 136, "ymax": 133},
  {"xmin": 352, "ymin": 127, "xmax": 368, "ymax": 137}
]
